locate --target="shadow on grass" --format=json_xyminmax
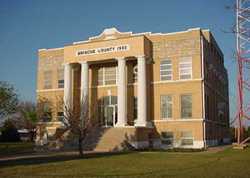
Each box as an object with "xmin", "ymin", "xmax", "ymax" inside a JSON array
[{"xmin": 0, "ymin": 151, "xmax": 133, "ymax": 168}]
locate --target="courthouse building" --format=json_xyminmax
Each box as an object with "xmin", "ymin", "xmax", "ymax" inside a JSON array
[{"xmin": 36, "ymin": 27, "xmax": 230, "ymax": 150}]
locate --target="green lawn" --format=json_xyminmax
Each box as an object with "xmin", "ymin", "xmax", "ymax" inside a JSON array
[
  {"xmin": 0, "ymin": 142, "xmax": 34, "ymax": 156},
  {"xmin": 0, "ymin": 147, "xmax": 250, "ymax": 178}
]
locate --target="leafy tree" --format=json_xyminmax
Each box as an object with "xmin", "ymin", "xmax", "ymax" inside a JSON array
[{"xmin": 0, "ymin": 81, "xmax": 18, "ymax": 120}]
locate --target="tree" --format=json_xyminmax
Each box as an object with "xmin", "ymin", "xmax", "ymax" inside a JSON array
[
  {"xmin": 0, "ymin": 119, "xmax": 20, "ymax": 142},
  {"xmin": 11, "ymin": 101, "xmax": 38, "ymax": 141},
  {"xmin": 59, "ymin": 95, "xmax": 96, "ymax": 156},
  {"xmin": 0, "ymin": 81, "xmax": 18, "ymax": 120}
]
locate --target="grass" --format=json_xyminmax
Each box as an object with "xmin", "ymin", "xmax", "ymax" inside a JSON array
[
  {"xmin": 0, "ymin": 142, "xmax": 34, "ymax": 156},
  {"xmin": 0, "ymin": 146, "xmax": 250, "ymax": 178}
]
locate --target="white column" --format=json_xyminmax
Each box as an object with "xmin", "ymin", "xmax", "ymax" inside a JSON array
[
  {"xmin": 80, "ymin": 61, "xmax": 89, "ymax": 124},
  {"xmin": 116, "ymin": 57, "xmax": 127, "ymax": 127},
  {"xmin": 136, "ymin": 56, "xmax": 147, "ymax": 127},
  {"xmin": 64, "ymin": 63, "xmax": 73, "ymax": 110},
  {"xmin": 80, "ymin": 61, "xmax": 89, "ymax": 103}
]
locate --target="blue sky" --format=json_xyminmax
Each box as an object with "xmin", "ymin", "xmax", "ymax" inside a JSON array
[{"xmin": 0, "ymin": 0, "xmax": 237, "ymax": 117}]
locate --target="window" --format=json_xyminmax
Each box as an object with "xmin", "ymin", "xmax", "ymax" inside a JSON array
[
  {"xmin": 180, "ymin": 131, "xmax": 193, "ymax": 146},
  {"xmin": 161, "ymin": 132, "xmax": 174, "ymax": 145},
  {"xmin": 57, "ymin": 112, "xmax": 64, "ymax": 122},
  {"xmin": 98, "ymin": 66, "xmax": 117, "ymax": 85},
  {"xmin": 44, "ymin": 70, "xmax": 52, "ymax": 89},
  {"xmin": 42, "ymin": 102, "xmax": 52, "ymax": 122},
  {"xmin": 133, "ymin": 65, "xmax": 138, "ymax": 83},
  {"xmin": 160, "ymin": 95, "xmax": 172, "ymax": 119},
  {"xmin": 105, "ymin": 67, "xmax": 116, "ymax": 85},
  {"xmin": 181, "ymin": 94, "xmax": 192, "ymax": 118},
  {"xmin": 57, "ymin": 68, "xmax": 64, "ymax": 88},
  {"xmin": 179, "ymin": 57, "xmax": 192, "ymax": 79},
  {"xmin": 160, "ymin": 60, "xmax": 172, "ymax": 81},
  {"xmin": 42, "ymin": 112, "xmax": 52, "ymax": 122}
]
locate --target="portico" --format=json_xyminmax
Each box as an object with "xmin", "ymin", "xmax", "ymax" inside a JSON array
[{"xmin": 63, "ymin": 55, "xmax": 148, "ymax": 127}]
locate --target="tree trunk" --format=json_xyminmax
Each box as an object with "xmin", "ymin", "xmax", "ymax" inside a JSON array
[{"xmin": 78, "ymin": 134, "xmax": 83, "ymax": 157}]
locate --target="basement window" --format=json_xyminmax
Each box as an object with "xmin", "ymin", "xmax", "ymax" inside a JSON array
[
  {"xmin": 161, "ymin": 132, "xmax": 173, "ymax": 145},
  {"xmin": 180, "ymin": 131, "xmax": 193, "ymax": 146}
]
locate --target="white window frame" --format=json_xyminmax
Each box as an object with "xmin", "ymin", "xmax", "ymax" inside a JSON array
[
  {"xmin": 179, "ymin": 57, "xmax": 192, "ymax": 80},
  {"xmin": 160, "ymin": 60, "xmax": 172, "ymax": 81},
  {"xmin": 160, "ymin": 95, "xmax": 173, "ymax": 119}
]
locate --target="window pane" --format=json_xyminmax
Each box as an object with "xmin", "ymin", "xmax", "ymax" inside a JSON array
[
  {"xmin": 161, "ymin": 60, "xmax": 171, "ymax": 65},
  {"xmin": 181, "ymin": 95, "xmax": 192, "ymax": 118},
  {"xmin": 57, "ymin": 68, "xmax": 64, "ymax": 88},
  {"xmin": 160, "ymin": 65, "xmax": 172, "ymax": 70},
  {"xmin": 180, "ymin": 74, "xmax": 192, "ymax": 80},
  {"xmin": 111, "ymin": 96, "xmax": 117, "ymax": 105},
  {"xmin": 161, "ymin": 76, "xmax": 172, "ymax": 80}
]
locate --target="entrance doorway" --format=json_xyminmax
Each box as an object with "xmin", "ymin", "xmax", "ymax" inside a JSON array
[
  {"xmin": 104, "ymin": 105, "xmax": 117, "ymax": 127},
  {"xmin": 99, "ymin": 95, "xmax": 118, "ymax": 127}
]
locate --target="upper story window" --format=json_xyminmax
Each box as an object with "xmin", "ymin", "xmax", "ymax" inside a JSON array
[
  {"xmin": 57, "ymin": 68, "xmax": 64, "ymax": 88},
  {"xmin": 160, "ymin": 95, "xmax": 172, "ymax": 119},
  {"xmin": 160, "ymin": 60, "xmax": 172, "ymax": 81},
  {"xmin": 181, "ymin": 94, "xmax": 192, "ymax": 118},
  {"xmin": 98, "ymin": 66, "xmax": 117, "ymax": 86},
  {"xmin": 179, "ymin": 57, "xmax": 192, "ymax": 80},
  {"xmin": 43, "ymin": 70, "xmax": 52, "ymax": 89}
]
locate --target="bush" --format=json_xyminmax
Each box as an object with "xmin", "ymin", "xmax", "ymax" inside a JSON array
[{"xmin": 0, "ymin": 120, "xmax": 20, "ymax": 142}]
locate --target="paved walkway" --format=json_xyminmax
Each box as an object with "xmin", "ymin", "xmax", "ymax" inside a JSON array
[{"xmin": 205, "ymin": 145, "xmax": 232, "ymax": 153}]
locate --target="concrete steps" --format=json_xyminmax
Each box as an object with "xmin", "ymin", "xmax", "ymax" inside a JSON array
[{"xmin": 83, "ymin": 127, "xmax": 138, "ymax": 152}]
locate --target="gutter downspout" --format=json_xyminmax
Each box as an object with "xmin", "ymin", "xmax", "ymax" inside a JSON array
[{"xmin": 201, "ymin": 34, "xmax": 207, "ymax": 149}]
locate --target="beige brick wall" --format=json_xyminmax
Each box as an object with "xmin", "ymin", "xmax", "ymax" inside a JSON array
[{"xmin": 36, "ymin": 28, "xmax": 230, "ymax": 147}]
